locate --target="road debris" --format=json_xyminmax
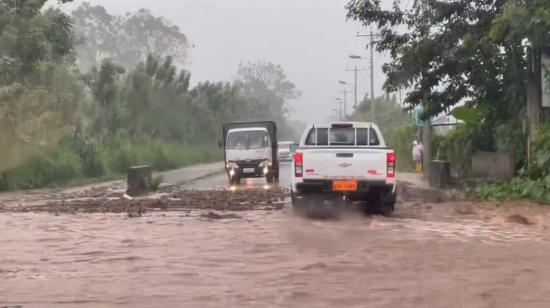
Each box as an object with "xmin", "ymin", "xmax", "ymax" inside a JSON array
[
  {"xmin": 0, "ymin": 187, "xmax": 288, "ymax": 215},
  {"xmin": 200, "ymin": 212, "xmax": 242, "ymax": 220},
  {"xmin": 507, "ymin": 214, "xmax": 534, "ymax": 225}
]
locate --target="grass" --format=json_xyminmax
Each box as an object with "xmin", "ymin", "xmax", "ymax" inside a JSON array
[{"xmin": 0, "ymin": 137, "xmax": 221, "ymax": 191}]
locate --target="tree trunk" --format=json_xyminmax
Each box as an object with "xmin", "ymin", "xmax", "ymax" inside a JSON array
[{"xmin": 527, "ymin": 44, "xmax": 542, "ymax": 165}]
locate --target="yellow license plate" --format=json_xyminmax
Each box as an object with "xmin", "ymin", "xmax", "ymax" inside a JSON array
[{"xmin": 332, "ymin": 180, "xmax": 358, "ymax": 192}]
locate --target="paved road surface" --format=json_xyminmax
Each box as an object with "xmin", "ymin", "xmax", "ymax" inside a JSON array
[{"xmin": 183, "ymin": 161, "xmax": 293, "ymax": 190}]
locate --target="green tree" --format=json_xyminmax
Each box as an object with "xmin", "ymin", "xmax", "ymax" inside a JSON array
[
  {"xmin": 72, "ymin": 3, "xmax": 189, "ymax": 71},
  {"xmin": 85, "ymin": 59, "xmax": 126, "ymax": 135},
  {"xmin": 236, "ymin": 61, "xmax": 300, "ymax": 137},
  {"xmin": 346, "ymin": 0, "xmax": 550, "ymax": 168}
]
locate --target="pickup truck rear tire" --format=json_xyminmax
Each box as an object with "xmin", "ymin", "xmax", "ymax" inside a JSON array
[
  {"xmin": 376, "ymin": 201, "xmax": 395, "ymax": 217},
  {"xmin": 365, "ymin": 191, "xmax": 395, "ymax": 217}
]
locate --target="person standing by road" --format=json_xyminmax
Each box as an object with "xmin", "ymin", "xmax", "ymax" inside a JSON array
[{"xmin": 412, "ymin": 140, "xmax": 423, "ymax": 172}]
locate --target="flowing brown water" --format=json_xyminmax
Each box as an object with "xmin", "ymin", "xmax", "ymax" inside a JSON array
[{"xmin": 3, "ymin": 201, "xmax": 550, "ymax": 308}]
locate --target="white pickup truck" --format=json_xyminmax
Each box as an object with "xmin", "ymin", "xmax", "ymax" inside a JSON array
[{"xmin": 290, "ymin": 122, "xmax": 396, "ymax": 216}]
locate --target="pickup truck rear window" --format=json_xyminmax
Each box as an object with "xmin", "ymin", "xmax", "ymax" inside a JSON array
[
  {"xmin": 357, "ymin": 128, "xmax": 380, "ymax": 146},
  {"xmin": 305, "ymin": 127, "xmax": 380, "ymax": 146},
  {"xmin": 330, "ymin": 128, "xmax": 355, "ymax": 145}
]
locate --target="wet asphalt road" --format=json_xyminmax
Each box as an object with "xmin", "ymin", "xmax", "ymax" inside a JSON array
[{"xmin": 183, "ymin": 161, "xmax": 293, "ymax": 190}]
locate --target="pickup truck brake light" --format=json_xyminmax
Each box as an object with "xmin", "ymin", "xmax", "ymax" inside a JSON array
[
  {"xmin": 294, "ymin": 152, "xmax": 304, "ymax": 177},
  {"xmin": 387, "ymin": 152, "xmax": 396, "ymax": 180}
]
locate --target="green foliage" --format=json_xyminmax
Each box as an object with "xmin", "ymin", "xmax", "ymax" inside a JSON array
[
  {"xmin": 107, "ymin": 138, "xmax": 218, "ymax": 173},
  {"xmin": 0, "ymin": 143, "xmax": 83, "ymax": 190},
  {"xmin": 0, "ymin": 1, "xmax": 84, "ymax": 173},
  {"xmin": 351, "ymin": 95, "xmax": 416, "ymax": 171},
  {"xmin": 451, "ymin": 106, "xmax": 488, "ymax": 125},
  {"xmin": 236, "ymin": 61, "xmax": 301, "ymax": 138},
  {"xmin": 530, "ymin": 124, "xmax": 550, "ymax": 178},
  {"xmin": 72, "ymin": 3, "xmax": 189, "ymax": 71},
  {"xmin": 0, "ymin": 2, "xmax": 298, "ymax": 191},
  {"xmin": 474, "ymin": 124, "xmax": 550, "ymax": 202},
  {"xmin": 0, "ymin": 137, "xmax": 220, "ymax": 191},
  {"xmin": 438, "ymin": 125, "xmax": 474, "ymax": 177},
  {"xmin": 493, "ymin": 120, "xmax": 526, "ymax": 169},
  {"xmin": 346, "ymin": 0, "xmax": 550, "ymax": 172},
  {"xmin": 388, "ymin": 125, "xmax": 416, "ymax": 172},
  {"xmin": 475, "ymin": 177, "xmax": 550, "ymax": 204}
]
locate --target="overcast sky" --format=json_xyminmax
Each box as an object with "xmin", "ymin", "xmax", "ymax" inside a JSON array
[{"xmin": 51, "ymin": 0, "xmax": 393, "ymax": 122}]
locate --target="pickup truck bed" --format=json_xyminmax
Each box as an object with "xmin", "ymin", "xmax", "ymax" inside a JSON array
[{"xmin": 291, "ymin": 122, "xmax": 396, "ymax": 216}]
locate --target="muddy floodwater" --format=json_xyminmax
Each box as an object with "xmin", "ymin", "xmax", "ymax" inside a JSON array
[{"xmin": 3, "ymin": 196, "xmax": 550, "ymax": 308}]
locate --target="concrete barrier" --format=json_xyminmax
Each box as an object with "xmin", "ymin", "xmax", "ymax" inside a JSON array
[
  {"xmin": 127, "ymin": 165, "xmax": 152, "ymax": 196},
  {"xmin": 472, "ymin": 151, "xmax": 514, "ymax": 182}
]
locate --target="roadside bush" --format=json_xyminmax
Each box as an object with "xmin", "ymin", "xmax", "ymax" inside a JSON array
[
  {"xmin": 109, "ymin": 139, "xmax": 220, "ymax": 174},
  {"xmin": 0, "ymin": 135, "xmax": 221, "ymax": 191},
  {"xmin": 494, "ymin": 121, "xmax": 527, "ymax": 170},
  {"xmin": 439, "ymin": 125, "xmax": 474, "ymax": 177},
  {"xmin": 475, "ymin": 177, "xmax": 550, "ymax": 203},
  {"xmin": 530, "ymin": 124, "xmax": 550, "ymax": 179},
  {"xmin": 0, "ymin": 145, "xmax": 84, "ymax": 190},
  {"xmin": 475, "ymin": 124, "xmax": 550, "ymax": 203},
  {"xmin": 68, "ymin": 134, "xmax": 108, "ymax": 178}
]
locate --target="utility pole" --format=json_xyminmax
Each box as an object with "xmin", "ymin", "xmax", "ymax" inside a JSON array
[
  {"xmin": 370, "ymin": 30, "xmax": 375, "ymax": 101},
  {"xmin": 346, "ymin": 66, "xmax": 366, "ymax": 109},
  {"xmin": 356, "ymin": 30, "xmax": 381, "ymax": 101}
]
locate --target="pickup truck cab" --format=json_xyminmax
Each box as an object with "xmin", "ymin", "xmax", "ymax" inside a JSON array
[{"xmin": 291, "ymin": 122, "xmax": 396, "ymax": 216}]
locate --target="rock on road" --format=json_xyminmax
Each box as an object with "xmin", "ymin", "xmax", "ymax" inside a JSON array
[{"xmin": 2, "ymin": 162, "xmax": 550, "ymax": 307}]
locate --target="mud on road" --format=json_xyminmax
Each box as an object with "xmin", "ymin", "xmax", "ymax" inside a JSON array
[
  {"xmin": 2, "ymin": 182, "xmax": 550, "ymax": 307},
  {"xmin": 0, "ymin": 185, "xmax": 287, "ymax": 216}
]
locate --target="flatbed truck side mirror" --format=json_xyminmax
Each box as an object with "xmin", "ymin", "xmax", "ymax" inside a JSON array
[{"xmin": 217, "ymin": 139, "xmax": 223, "ymax": 148}]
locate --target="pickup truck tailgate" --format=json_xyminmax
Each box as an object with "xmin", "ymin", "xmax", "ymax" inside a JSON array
[{"xmin": 303, "ymin": 148, "xmax": 387, "ymax": 181}]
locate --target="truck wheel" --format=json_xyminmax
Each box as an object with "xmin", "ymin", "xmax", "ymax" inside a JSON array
[
  {"xmin": 377, "ymin": 201, "xmax": 395, "ymax": 217},
  {"xmin": 365, "ymin": 191, "xmax": 395, "ymax": 217}
]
